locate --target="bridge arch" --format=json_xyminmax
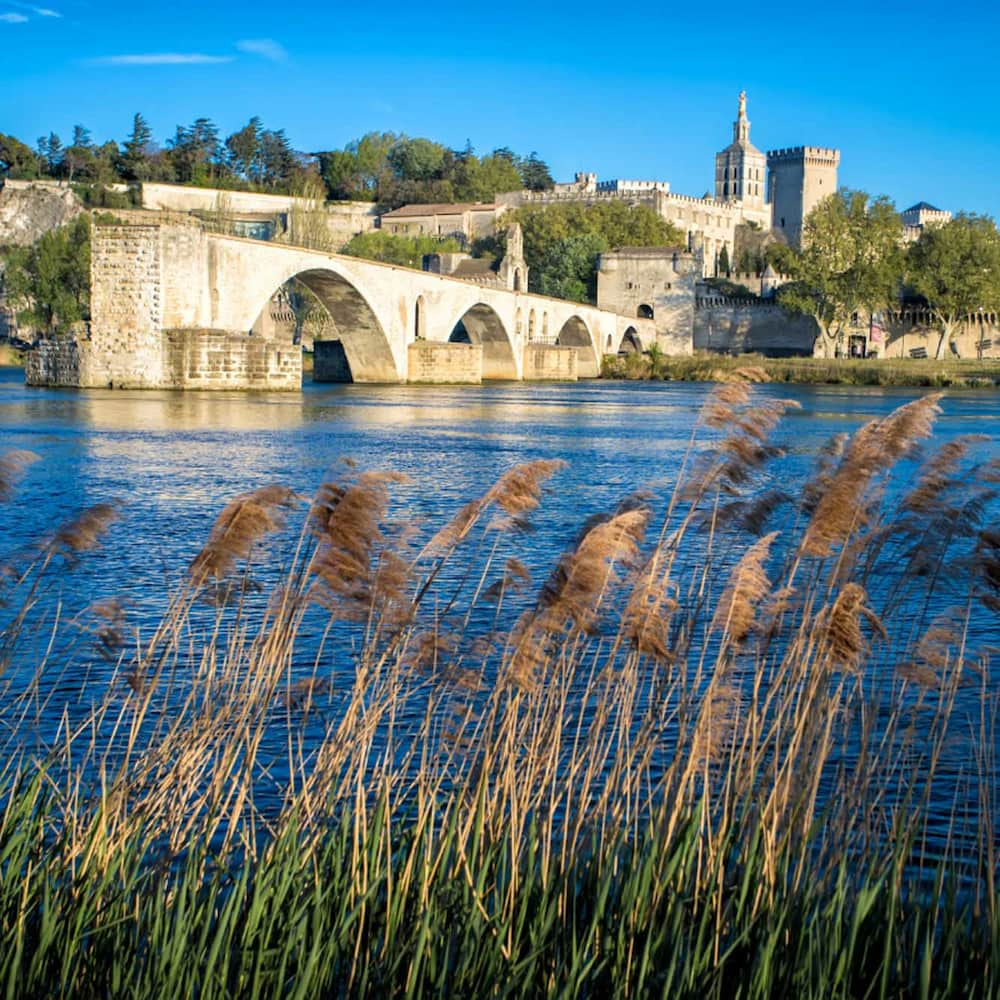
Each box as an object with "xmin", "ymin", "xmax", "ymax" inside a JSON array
[
  {"xmin": 250, "ymin": 266, "xmax": 398, "ymax": 383},
  {"xmin": 620, "ymin": 327, "xmax": 642, "ymax": 354},
  {"xmin": 449, "ymin": 303, "xmax": 518, "ymax": 380},
  {"xmin": 555, "ymin": 315, "xmax": 600, "ymax": 377}
]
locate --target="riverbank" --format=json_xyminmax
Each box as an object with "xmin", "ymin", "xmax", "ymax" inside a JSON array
[
  {"xmin": 603, "ymin": 351, "xmax": 1000, "ymax": 387},
  {"xmin": 0, "ymin": 343, "xmax": 23, "ymax": 367}
]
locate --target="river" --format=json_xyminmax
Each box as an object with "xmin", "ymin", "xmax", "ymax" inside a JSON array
[{"xmin": 1, "ymin": 369, "xmax": 998, "ymax": 848}]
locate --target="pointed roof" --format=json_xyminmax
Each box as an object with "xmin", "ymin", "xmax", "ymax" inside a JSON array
[{"xmin": 904, "ymin": 201, "xmax": 943, "ymax": 213}]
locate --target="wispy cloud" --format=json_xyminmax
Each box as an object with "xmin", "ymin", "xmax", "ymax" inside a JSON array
[
  {"xmin": 89, "ymin": 52, "xmax": 235, "ymax": 66},
  {"xmin": 35, "ymin": 7, "xmax": 61, "ymax": 15},
  {"xmin": 0, "ymin": 12, "xmax": 29, "ymax": 22},
  {"xmin": 236, "ymin": 38, "xmax": 287, "ymax": 62}
]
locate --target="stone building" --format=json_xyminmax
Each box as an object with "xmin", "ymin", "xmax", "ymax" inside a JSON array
[
  {"xmin": 714, "ymin": 91, "xmax": 769, "ymax": 228},
  {"xmin": 378, "ymin": 202, "xmax": 500, "ymax": 244},
  {"xmin": 596, "ymin": 246, "xmax": 700, "ymax": 354},
  {"xmin": 423, "ymin": 224, "xmax": 529, "ymax": 292},
  {"xmin": 497, "ymin": 93, "xmax": 841, "ymax": 270},
  {"xmin": 901, "ymin": 201, "xmax": 952, "ymax": 242},
  {"xmin": 766, "ymin": 146, "xmax": 840, "ymax": 247}
]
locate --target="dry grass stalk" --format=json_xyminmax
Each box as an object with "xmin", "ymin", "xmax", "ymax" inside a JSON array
[
  {"xmin": 813, "ymin": 582, "xmax": 885, "ymax": 674},
  {"xmin": 309, "ymin": 471, "xmax": 410, "ymax": 621},
  {"xmin": 0, "ymin": 450, "xmax": 39, "ymax": 502},
  {"xmin": 802, "ymin": 395, "xmax": 943, "ymax": 557},
  {"xmin": 189, "ymin": 484, "xmax": 296, "ymax": 583},
  {"xmin": 711, "ymin": 531, "xmax": 778, "ymax": 643},
  {"xmin": 50, "ymin": 503, "xmax": 120, "ymax": 561},
  {"xmin": 423, "ymin": 460, "xmax": 566, "ymax": 556}
]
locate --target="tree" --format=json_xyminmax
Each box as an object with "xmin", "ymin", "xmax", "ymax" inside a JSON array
[
  {"xmin": 340, "ymin": 231, "xmax": 463, "ymax": 270},
  {"xmin": 3, "ymin": 216, "xmax": 91, "ymax": 335},
  {"xmin": 387, "ymin": 138, "xmax": 447, "ymax": 182},
  {"xmin": 519, "ymin": 152, "xmax": 553, "ymax": 191},
  {"xmin": 506, "ymin": 201, "xmax": 685, "ymax": 301},
  {"xmin": 226, "ymin": 118, "xmax": 263, "ymax": 183},
  {"xmin": 168, "ymin": 118, "xmax": 222, "ymax": 185},
  {"xmin": 453, "ymin": 150, "xmax": 523, "ymax": 202},
  {"xmin": 536, "ymin": 233, "xmax": 608, "ymax": 303},
  {"xmin": 718, "ymin": 245, "xmax": 730, "ymax": 277},
  {"xmin": 120, "ymin": 113, "xmax": 154, "ymax": 181},
  {"xmin": 777, "ymin": 189, "xmax": 903, "ymax": 358},
  {"xmin": 0, "ymin": 133, "xmax": 40, "ymax": 179},
  {"xmin": 907, "ymin": 214, "xmax": 1000, "ymax": 359}
]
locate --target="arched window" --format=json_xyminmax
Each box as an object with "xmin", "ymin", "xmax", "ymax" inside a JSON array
[{"xmin": 637, "ymin": 304, "xmax": 654, "ymax": 319}]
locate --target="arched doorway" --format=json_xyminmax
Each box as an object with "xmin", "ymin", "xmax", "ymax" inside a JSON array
[
  {"xmin": 450, "ymin": 303, "xmax": 517, "ymax": 380},
  {"xmin": 637, "ymin": 304, "xmax": 654, "ymax": 319}
]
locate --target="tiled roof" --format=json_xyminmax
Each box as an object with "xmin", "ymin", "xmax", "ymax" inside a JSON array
[{"xmin": 381, "ymin": 202, "xmax": 497, "ymax": 218}]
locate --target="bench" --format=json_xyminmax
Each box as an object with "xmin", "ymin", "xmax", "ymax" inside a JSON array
[{"xmin": 909, "ymin": 347, "xmax": 928, "ymax": 359}]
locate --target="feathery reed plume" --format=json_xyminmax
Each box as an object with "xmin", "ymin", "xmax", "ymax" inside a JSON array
[
  {"xmin": 713, "ymin": 488, "xmax": 790, "ymax": 536},
  {"xmin": 189, "ymin": 485, "xmax": 297, "ymax": 583},
  {"xmin": 84, "ymin": 598, "xmax": 128, "ymax": 662},
  {"xmin": 280, "ymin": 676, "xmax": 332, "ymax": 710},
  {"xmin": 622, "ymin": 569, "xmax": 678, "ymax": 662},
  {"xmin": 802, "ymin": 395, "xmax": 943, "ymax": 557},
  {"xmin": 711, "ymin": 531, "xmax": 778, "ymax": 643},
  {"xmin": 688, "ymin": 379, "xmax": 799, "ymax": 501},
  {"xmin": 481, "ymin": 557, "xmax": 532, "ymax": 602},
  {"xmin": 897, "ymin": 618, "xmax": 965, "ymax": 691},
  {"xmin": 0, "ymin": 450, "xmax": 39, "ymax": 502},
  {"xmin": 49, "ymin": 503, "xmax": 120, "ymax": 562},
  {"xmin": 536, "ymin": 507, "xmax": 649, "ymax": 635},
  {"xmin": 900, "ymin": 436, "xmax": 987, "ymax": 517},
  {"xmin": 422, "ymin": 459, "xmax": 566, "ymax": 555},
  {"xmin": 813, "ymin": 582, "xmax": 885, "ymax": 674},
  {"xmin": 691, "ymin": 682, "xmax": 743, "ymax": 766},
  {"xmin": 975, "ymin": 529, "xmax": 1000, "ymax": 610},
  {"xmin": 309, "ymin": 470, "xmax": 410, "ymax": 620},
  {"xmin": 505, "ymin": 506, "xmax": 649, "ymax": 690},
  {"xmin": 801, "ymin": 432, "xmax": 849, "ymax": 515}
]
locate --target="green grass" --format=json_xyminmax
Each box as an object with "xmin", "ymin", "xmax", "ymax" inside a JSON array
[
  {"xmin": 0, "ymin": 343, "xmax": 24, "ymax": 367},
  {"xmin": 603, "ymin": 351, "xmax": 1000, "ymax": 388},
  {"xmin": 0, "ymin": 385, "xmax": 997, "ymax": 996}
]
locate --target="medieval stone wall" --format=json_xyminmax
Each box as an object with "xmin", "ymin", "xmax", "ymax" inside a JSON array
[
  {"xmin": 406, "ymin": 342, "xmax": 482, "ymax": 383},
  {"xmin": 25, "ymin": 337, "xmax": 83, "ymax": 387},
  {"xmin": 694, "ymin": 301, "xmax": 818, "ymax": 355},
  {"xmin": 162, "ymin": 330, "xmax": 300, "ymax": 390},
  {"xmin": 522, "ymin": 345, "xmax": 579, "ymax": 381}
]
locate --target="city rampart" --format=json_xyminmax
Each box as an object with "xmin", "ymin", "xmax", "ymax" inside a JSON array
[{"xmin": 694, "ymin": 298, "xmax": 818, "ymax": 355}]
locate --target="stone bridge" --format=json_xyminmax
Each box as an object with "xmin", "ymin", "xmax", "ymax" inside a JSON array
[{"xmin": 51, "ymin": 223, "xmax": 656, "ymax": 390}]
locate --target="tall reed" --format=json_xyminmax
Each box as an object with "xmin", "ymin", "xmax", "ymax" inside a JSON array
[{"xmin": 0, "ymin": 380, "xmax": 996, "ymax": 997}]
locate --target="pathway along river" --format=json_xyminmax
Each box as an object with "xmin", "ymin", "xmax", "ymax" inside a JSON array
[{"xmin": 1, "ymin": 369, "xmax": 998, "ymax": 848}]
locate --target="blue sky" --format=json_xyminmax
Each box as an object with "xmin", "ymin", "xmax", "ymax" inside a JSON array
[{"xmin": 3, "ymin": 0, "xmax": 998, "ymax": 219}]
